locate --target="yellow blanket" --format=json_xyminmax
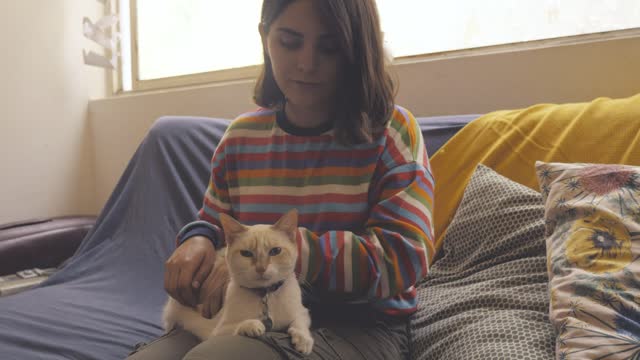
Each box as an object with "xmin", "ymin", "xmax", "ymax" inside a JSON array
[{"xmin": 430, "ymin": 93, "xmax": 640, "ymax": 249}]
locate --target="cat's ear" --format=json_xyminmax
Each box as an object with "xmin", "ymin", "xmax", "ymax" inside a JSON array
[
  {"xmin": 219, "ymin": 213, "xmax": 247, "ymax": 244},
  {"xmin": 273, "ymin": 208, "xmax": 298, "ymax": 241}
]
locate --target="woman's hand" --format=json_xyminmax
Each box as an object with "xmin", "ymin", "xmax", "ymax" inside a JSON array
[
  {"xmin": 164, "ymin": 236, "xmax": 217, "ymax": 308},
  {"xmin": 198, "ymin": 259, "xmax": 230, "ymax": 319}
]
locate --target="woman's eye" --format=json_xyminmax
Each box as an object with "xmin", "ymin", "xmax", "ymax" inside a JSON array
[
  {"xmin": 240, "ymin": 250, "xmax": 253, "ymax": 258},
  {"xmin": 269, "ymin": 247, "xmax": 282, "ymax": 256},
  {"xmin": 279, "ymin": 35, "xmax": 302, "ymax": 49}
]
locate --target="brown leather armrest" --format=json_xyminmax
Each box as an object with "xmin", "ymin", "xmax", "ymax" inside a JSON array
[{"xmin": 0, "ymin": 216, "xmax": 96, "ymax": 276}]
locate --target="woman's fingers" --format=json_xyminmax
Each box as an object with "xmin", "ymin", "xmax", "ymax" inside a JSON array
[
  {"xmin": 177, "ymin": 257, "xmax": 200, "ymax": 307},
  {"xmin": 200, "ymin": 262, "xmax": 230, "ymax": 319},
  {"xmin": 164, "ymin": 254, "xmax": 181, "ymax": 303},
  {"xmin": 201, "ymin": 274, "xmax": 221, "ymax": 319},
  {"xmin": 164, "ymin": 236, "xmax": 216, "ymax": 307},
  {"xmin": 191, "ymin": 248, "xmax": 215, "ymax": 291}
]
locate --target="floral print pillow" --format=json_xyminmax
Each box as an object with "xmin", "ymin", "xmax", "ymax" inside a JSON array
[{"xmin": 536, "ymin": 161, "xmax": 640, "ymax": 360}]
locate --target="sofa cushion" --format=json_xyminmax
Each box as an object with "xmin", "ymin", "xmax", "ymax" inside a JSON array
[
  {"xmin": 535, "ymin": 161, "xmax": 640, "ymax": 359},
  {"xmin": 430, "ymin": 93, "xmax": 640, "ymax": 249},
  {"xmin": 411, "ymin": 164, "xmax": 555, "ymax": 360}
]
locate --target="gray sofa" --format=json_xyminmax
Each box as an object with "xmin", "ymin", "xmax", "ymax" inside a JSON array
[
  {"xmin": 0, "ymin": 112, "xmax": 553, "ymax": 359},
  {"xmin": 0, "ymin": 116, "xmax": 233, "ymax": 359}
]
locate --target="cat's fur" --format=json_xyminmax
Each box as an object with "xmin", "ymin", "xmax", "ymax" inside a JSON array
[{"xmin": 162, "ymin": 209, "xmax": 314, "ymax": 354}]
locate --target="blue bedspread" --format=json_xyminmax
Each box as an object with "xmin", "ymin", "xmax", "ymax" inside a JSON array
[{"xmin": 0, "ymin": 114, "xmax": 478, "ymax": 359}]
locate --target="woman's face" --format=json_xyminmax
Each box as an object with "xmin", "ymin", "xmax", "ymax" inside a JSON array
[{"xmin": 261, "ymin": 0, "xmax": 343, "ymax": 113}]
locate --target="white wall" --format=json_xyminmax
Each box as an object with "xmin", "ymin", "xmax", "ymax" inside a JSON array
[
  {"xmin": 0, "ymin": 1, "xmax": 107, "ymax": 223},
  {"xmin": 89, "ymin": 35, "xmax": 640, "ymax": 210}
]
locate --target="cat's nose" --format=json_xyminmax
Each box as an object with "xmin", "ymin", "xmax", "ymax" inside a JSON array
[{"xmin": 256, "ymin": 266, "xmax": 266, "ymax": 274}]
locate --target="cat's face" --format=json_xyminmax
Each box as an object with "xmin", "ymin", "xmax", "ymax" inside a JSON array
[{"xmin": 219, "ymin": 209, "xmax": 298, "ymax": 288}]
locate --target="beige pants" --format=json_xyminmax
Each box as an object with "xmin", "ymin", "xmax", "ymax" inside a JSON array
[{"xmin": 127, "ymin": 306, "xmax": 409, "ymax": 360}]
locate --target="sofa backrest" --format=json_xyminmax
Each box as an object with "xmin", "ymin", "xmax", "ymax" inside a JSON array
[
  {"xmin": 430, "ymin": 93, "xmax": 640, "ymax": 249},
  {"xmin": 416, "ymin": 114, "xmax": 481, "ymax": 157}
]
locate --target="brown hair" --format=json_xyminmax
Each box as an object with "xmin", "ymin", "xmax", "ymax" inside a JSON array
[{"xmin": 254, "ymin": 0, "xmax": 396, "ymax": 145}]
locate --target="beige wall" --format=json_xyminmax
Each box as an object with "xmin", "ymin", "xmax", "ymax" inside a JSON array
[
  {"xmin": 90, "ymin": 35, "xmax": 640, "ymax": 210},
  {"xmin": 394, "ymin": 35, "xmax": 640, "ymax": 116},
  {"xmin": 0, "ymin": 1, "xmax": 107, "ymax": 223}
]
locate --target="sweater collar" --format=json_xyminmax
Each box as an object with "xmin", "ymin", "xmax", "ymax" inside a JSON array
[{"xmin": 276, "ymin": 109, "xmax": 333, "ymax": 136}]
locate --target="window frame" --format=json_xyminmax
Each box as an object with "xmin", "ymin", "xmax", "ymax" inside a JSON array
[
  {"xmin": 125, "ymin": 0, "xmax": 261, "ymax": 92},
  {"xmin": 120, "ymin": 0, "xmax": 640, "ymax": 94}
]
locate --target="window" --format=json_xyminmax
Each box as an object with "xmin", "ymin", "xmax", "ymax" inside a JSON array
[
  {"xmin": 134, "ymin": 0, "xmax": 263, "ymax": 81},
  {"xmin": 120, "ymin": 0, "xmax": 640, "ymax": 92},
  {"xmin": 376, "ymin": 0, "xmax": 640, "ymax": 58}
]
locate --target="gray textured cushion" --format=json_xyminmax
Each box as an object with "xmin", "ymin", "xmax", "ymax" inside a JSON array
[{"xmin": 410, "ymin": 164, "xmax": 555, "ymax": 359}]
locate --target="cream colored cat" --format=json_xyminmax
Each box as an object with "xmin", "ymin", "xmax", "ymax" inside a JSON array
[{"xmin": 162, "ymin": 209, "xmax": 314, "ymax": 354}]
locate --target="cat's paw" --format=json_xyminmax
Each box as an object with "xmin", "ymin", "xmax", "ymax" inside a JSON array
[
  {"xmin": 234, "ymin": 319, "xmax": 266, "ymax": 337},
  {"xmin": 288, "ymin": 327, "xmax": 314, "ymax": 355}
]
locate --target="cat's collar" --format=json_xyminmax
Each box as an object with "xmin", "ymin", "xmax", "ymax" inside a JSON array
[{"xmin": 243, "ymin": 279, "xmax": 285, "ymax": 298}]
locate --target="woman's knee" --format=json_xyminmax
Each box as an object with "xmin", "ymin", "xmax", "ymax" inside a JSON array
[
  {"xmin": 147, "ymin": 116, "xmax": 196, "ymax": 143},
  {"xmin": 183, "ymin": 335, "xmax": 283, "ymax": 360},
  {"xmin": 126, "ymin": 329, "xmax": 200, "ymax": 360}
]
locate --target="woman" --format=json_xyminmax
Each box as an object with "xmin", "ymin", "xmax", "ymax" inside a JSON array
[{"xmin": 129, "ymin": 0, "xmax": 434, "ymax": 358}]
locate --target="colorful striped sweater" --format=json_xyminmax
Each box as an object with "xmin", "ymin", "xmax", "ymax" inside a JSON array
[{"xmin": 177, "ymin": 105, "xmax": 435, "ymax": 316}]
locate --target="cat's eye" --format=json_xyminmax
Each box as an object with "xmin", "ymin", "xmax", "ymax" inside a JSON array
[
  {"xmin": 240, "ymin": 250, "xmax": 254, "ymax": 258},
  {"xmin": 269, "ymin": 247, "xmax": 282, "ymax": 256}
]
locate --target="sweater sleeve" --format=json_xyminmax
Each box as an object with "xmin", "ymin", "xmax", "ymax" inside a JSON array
[
  {"xmin": 176, "ymin": 137, "xmax": 230, "ymax": 249},
  {"xmin": 295, "ymin": 110, "xmax": 435, "ymax": 302}
]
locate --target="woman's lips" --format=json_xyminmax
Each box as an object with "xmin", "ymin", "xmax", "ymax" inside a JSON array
[{"xmin": 292, "ymin": 80, "xmax": 322, "ymax": 88}]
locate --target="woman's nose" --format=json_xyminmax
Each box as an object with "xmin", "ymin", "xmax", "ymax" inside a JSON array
[{"xmin": 296, "ymin": 44, "xmax": 318, "ymax": 73}]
